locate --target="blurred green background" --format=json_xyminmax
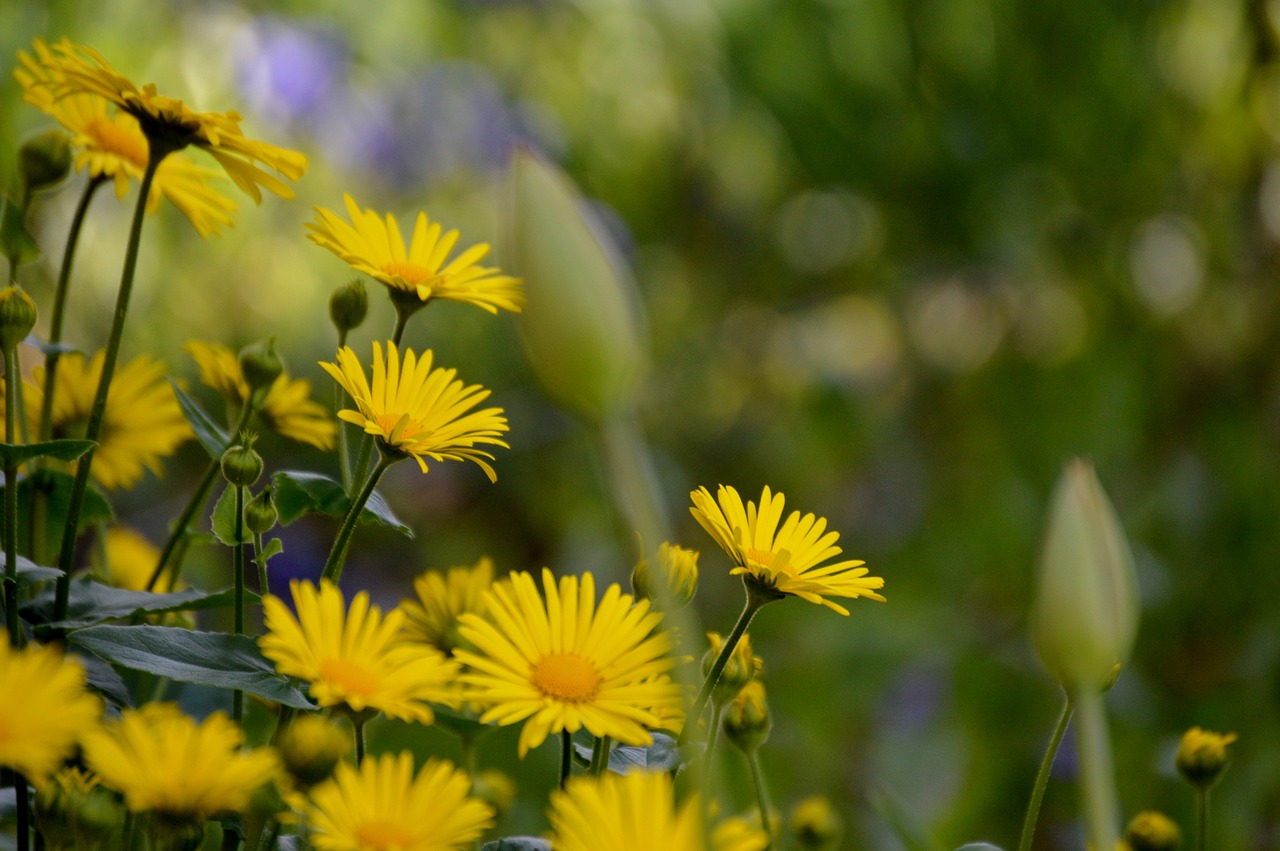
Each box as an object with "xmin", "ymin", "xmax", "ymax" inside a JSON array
[{"xmin": 4, "ymin": 0, "xmax": 1279, "ymax": 847}]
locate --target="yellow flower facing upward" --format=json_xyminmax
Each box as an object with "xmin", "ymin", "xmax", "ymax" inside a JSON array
[
  {"xmin": 307, "ymin": 752, "xmax": 493, "ymax": 851},
  {"xmin": 400, "ymin": 556, "xmax": 495, "ymax": 655},
  {"xmin": 690, "ymin": 485, "xmax": 885, "ymax": 615},
  {"xmin": 549, "ymin": 771, "xmax": 768, "ymax": 851},
  {"xmin": 320, "ymin": 341, "xmax": 509, "ymax": 479},
  {"xmin": 0, "ymin": 639, "xmax": 102, "ymax": 784},
  {"xmin": 455, "ymin": 569, "xmax": 678, "ymax": 758},
  {"xmin": 307, "ymin": 194, "xmax": 523, "ymax": 314},
  {"xmin": 27, "ymin": 38, "xmax": 306, "ymax": 201},
  {"xmin": 81, "ymin": 703, "xmax": 278, "ymax": 820},
  {"xmin": 185, "ymin": 340, "xmax": 336, "ymax": 450},
  {"xmin": 260, "ymin": 579, "xmax": 460, "ymax": 724}
]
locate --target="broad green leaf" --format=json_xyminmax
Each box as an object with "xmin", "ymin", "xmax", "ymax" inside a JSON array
[
  {"xmin": 69, "ymin": 624, "xmax": 313, "ymax": 709},
  {"xmin": 1, "ymin": 554, "xmax": 63, "ymax": 588},
  {"xmin": 272, "ymin": 470, "xmax": 412, "ymax": 537},
  {"xmin": 571, "ymin": 731, "xmax": 682, "ymax": 773},
  {"xmin": 169, "ymin": 379, "xmax": 230, "ymax": 459},
  {"xmin": 23, "ymin": 576, "xmax": 252, "ymax": 630},
  {"xmin": 481, "ymin": 839, "xmax": 552, "ymax": 851},
  {"xmin": 72, "ymin": 648, "xmax": 133, "ymax": 708},
  {"xmin": 276, "ymin": 838, "xmax": 305, "ymax": 851},
  {"xmin": 0, "ymin": 195, "xmax": 39, "ymax": 267},
  {"xmin": 211, "ymin": 486, "xmax": 249, "ymax": 546},
  {"xmin": 0, "ymin": 439, "xmax": 95, "ymax": 467}
]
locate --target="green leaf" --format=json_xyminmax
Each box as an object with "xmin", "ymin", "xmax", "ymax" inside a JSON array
[
  {"xmin": 23, "ymin": 576, "xmax": 253, "ymax": 630},
  {"xmin": 72, "ymin": 649, "xmax": 133, "ymax": 708},
  {"xmin": 257, "ymin": 537, "xmax": 283, "ymax": 566},
  {"xmin": 570, "ymin": 731, "xmax": 682, "ymax": 773},
  {"xmin": 0, "ymin": 439, "xmax": 95, "ymax": 467},
  {"xmin": 0, "ymin": 195, "xmax": 39, "ymax": 267},
  {"xmin": 211, "ymin": 486, "xmax": 249, "ymax": 546},
  {"xmin": 272, "ymin": 470, "xmax": 412, "ymax": 537},
  {"xmin": 480, "ymin": 839, "xmax": 552, "ymax": 851},
  {"xmin": 276, "ymin": 837, "xmax": 305, "ymax": 851},
  {"xmin": 1, "ymin": 554, "xmax": 63, "ymax": 588},
  {"xmin": 168, "ymin": 379, "xmax": 230, "ymax": 459},
  {"xmin": 68, "ymin": 624, "xmax": 314, "ymax": 709},
  {"xmin": 3, "ymin": 469, "xmax": 113, "ymax": 560}
]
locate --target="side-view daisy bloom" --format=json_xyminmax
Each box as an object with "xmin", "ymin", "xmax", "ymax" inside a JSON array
[
  {"xmin": 307, "ymin": 193, "xmax": 523, "ymax": 314},
  {"xmin": 307, "ymin": 751, "xmax": 493, "ymax": 851},
  {"xmin": 0, "ymin": 639, "xmax": 102, "ymax": 784},
  {"xmin": 260, "ymin": 579, "xmax": 459, "ymax": 724},
  {"xmin": 400, "ymin": 556, "xmax": 495, "ymax": 655},
  {"xmin": 690, "ymin": 485, "xmax": 885, "ymax": 615},
  {"xmin": 455, "ymin": 568, "xmax": 678, "ymax": 758},
  {"xmin": 320, "ymin": 341, "xmax": 509, "ymax": 479}
]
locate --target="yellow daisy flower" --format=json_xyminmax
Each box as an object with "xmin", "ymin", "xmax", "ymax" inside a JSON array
[
  {"xmin": 185, "ymin": 340, "xmax": 336, "ymax": 450},
  {"xmin": 307, "ymin": 751, "xmax": 493, "ymax": 851},
  {"xmin": 455, "ymin": 569, "xmax": 678, "ymax": 758},
  {"xmin": 0, "ymin": 639, "xmax": 102, "ymax": 784},
  {"xmin": 306, "ymin": 193, "xmax": 523, "ymax": 314},
  {"xmin": 400, "ymin": 556, "xmax": 495, "ymax": 655},
  {"xmin": 689, "ymin": 485, "xmax": 886, "ymax": 615},
  {"xmin": 320, "ymin": 341, "xmax": 509, "ymax": 479},
  {"xmin": 27, "ymin": 38, "xmax": 306, "ymax": 201},
  {"xmin": 549, "ymin": 771, "xmax": 768, "ymax": 851},
  {"xmin": 81, "ymin": 703, "xmax": 278, "ymax": 819},
  {"xmin": 15, "ymin": 39, "xmax": 237, "ymax": 237},
  {"xmin": 259, "ymin": 579, "xmax": 460, "ymax": 724}
]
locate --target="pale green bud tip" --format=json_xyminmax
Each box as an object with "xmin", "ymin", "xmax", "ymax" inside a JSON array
[
  {"xmin": 278, "ymin": 715, "xmax": 351, "ymax": 788},
  {"xmin": 471, "ymin": 769, "xmax": 517, "ymax": 819},
  {"xmin": 632, "ymin": 542, "xmax": 699, "ymax": 608},
  {"xmin": 789, "ymin": 795, "xmax": 844, "ymax": 850},
  {"xmin": 244, "ymin": 484, "xmax": 278, "ymax": 534},
  {"xmin": 1031, "ymin": 459, "xmax": 1139, "ymax": 695},
  {"xmin": 19, "ymin": 129, "xmax": 73, "ymax": 194},
  {"xmin": 1124, "ymin": 810, "xmax": 1182, "ymax": 851},
  {"xmin": 330, "ymin": 279, "xmax": 368, "ymax": 334},
  {"xmin": 221, "ymin": 432, "xmax": 263, "ymax": 487},
  {"xmin": 1176, "ymin": 726, "xmax": 1237, "ymax": 790},
  {"xmin": 723, "ymin": 680, "xmax": 771, "ymax": 752},
  {"xmin": 239, "ymin": 337, "xmax": 284, "ymax": 393},
  {"xmin": 0, "ymin": 286, "xmax": 37, "ymax": 350}
]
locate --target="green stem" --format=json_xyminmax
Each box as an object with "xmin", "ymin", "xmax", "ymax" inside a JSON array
[
  {"xmin": 461, "ymin": 733, "xmax": 477, "ymax": 777},
  {"xmin": 321, "ymin": 454, "xmax": 393, "ymax": 583},
  {"xmin": 5, "ymin": 345, "xmax": 21, "ymax": 649},
  {"xmin": 15, "ymin": 773, "xmax": 28, "ymax": 851},
  {"xmin": 1074, "ymin": 690, "xmax": 1120, "ymax": 851},
  {"xmin": 354, "ymin": 717, "xmax": 366, "ymax": 765},
  {"xmin": 349, "ymin": 311, "xmax": 411, "ymax": 493},
  {"xmin": 1017, "ymin": 695, "xmax": 1073, "ymax": 851},
  {"xmin": 559, "ymin": 730, "xmax": 573, "ymax": 790},
  {"xmin": 232, "ymin": 483, "xmax": 245, "ymax": 726},
  {"xmin": 588, "ymin": 735, "xmax": 613, "ymax": 777},
  {"xmin": 1197, "ymin": 789, "xmax": 1209, "ymax": 851},
  {"xmin": 54, "ymin": 148, "xmax": 171, "ymax": 618},
  {"xmin": 335, "ymin": 329, "xmax": 351, "ymax": 491},
  {"xmin": 255, "ymin": 820, "xmax": 281, "ymax": 851},
  {"xmin": 253, "ymin": 532, "xmax": 269, "ymax": 599},
  {"xmin": 748, "ymin": 748, "xmax": 772, "ymax": 847},
  {"xmin": 703, "ymin": 702, "xmax": 727, "ymax": 793}
]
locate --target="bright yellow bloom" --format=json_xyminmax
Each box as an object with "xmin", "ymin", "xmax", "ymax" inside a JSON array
[
  {"xmin": 307, "ymin": 751, "xmax": 493, "ymax": 851},
  {"xmin": 690, "ymin": 485, "xmax": 885, "ymax": 615},
  {"xmin": 320, "ymin": 341, "xmax": 509, "ymax": 479},
  {"xmin": 0, "ymin": 639, "xmax": 102, "ymax": 784},
  {"xmin": 260, "ymin": 579, "xmax": 459, "ymax": 723},
  {"xmin": 27, "ymin": 38, "xmax": 305, "ymax": 202},
  {"xmin": 185, "ymin": 340, "xmax": 336, "ymax": 450},
  {"xmin": 98, "ymin": 526, "xmax": 171, "ymax": 592},
  {"xmin": 456, "ymin": 569, "xmax": 678, "ymax": 757},
  {"xmin": 307, "ymin": 194, "xmax": 523, "ymax": 314},
  {"xmin": 549, "ymin": 771, "xmax": 768, "ymax": 851},
  {"xmin": 400, "ymin": 556, "xmax": 495, "ymax": 655},
  {"xmin": 81, "ymin": 703, "xmax": 278, "ymax": 819}
]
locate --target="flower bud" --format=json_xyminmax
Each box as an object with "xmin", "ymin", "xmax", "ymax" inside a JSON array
[
  {"xmin": 703, "ymin": 631, "xmax": 762, "ymax": 706},
  {"xmin": 1124, "ymin": 811, "xmax": 1182, "ymax": 851},
  {"xmin": 277, "ymin": 714, "xmax": 351, "ymax": 788},
  {"xmin": 723, "ymin": 680, "xmax": 771, "ymax": 753},
  {"xmin": 244, "ymin": 484, "xmax": 278, "ymax": 535},
  {"xmin": 508, "ymin": 148, "xmax": 645, "ymax": 422},
  {"xmin": 1031, "ymin": 459, "xmax": 1139, "ymax": 695},
  {"xmin": 34, "ymin": 768, "xmax": 126, "ymax": 851},
  {"xmin": 330, "ymin": 279, "xmax": 369, "ymax": 335},
  {"xmin": 1176, "ymin": 727, "xmax": 1237, "ymax": 791},
  {"xmin": 19, "ymin": 128, "xmax": 72, "ymax": 195},
  {"xmin": 471, "ymin": 769, "xmax": 517, "ymax": 820},
  {"xmin": 0, "ymin": 285, "xmax": 37, "ymax": 350},
  {"xmin": 632, "ymin": 542, "xmax": 699, "ymax": 608},
  {"xmin": 789, "ymin": 795, "xmax": 844, "ymax": 851},
  {"xmin": 221, "ymin": 434, "xmax": 263, "ymax": 488},
  {"xmin": 238, "ymin": 338, "xmax": 283, "ymax": 400}
]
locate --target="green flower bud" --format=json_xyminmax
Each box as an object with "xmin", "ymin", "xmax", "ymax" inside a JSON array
[
  {"xmin": 1124, "ymin": 810, "xmax": 1182, "ymax": 851},
  {"xmin": 244, "ymin": 484, "xmax": 278, "ymax": 534},
  {"xmin": 330, "ymin": 279, "xmax": 369, "ymax": 335},
  {"xmin": 703, "ymin": 631, "xmax": 763, "ymax": 706},
  {"xmin": 723, "ymin": 680, "xmax": 771, "ymax": 753},
  {"xmin": 1031, "ymin": 459, "xmax": 1139, "ymax": 695},
  {"xmin": 277, "ymin": 714, "xmax": 350, "ymax": 788},
  {"xmin": 221, "ymin": 434, "xmax": 263, "ymax": 488},
  {"xmin": 34, "ymin": 768, "xmax": 125, "ymax": 851},
  {"xmin": 471, "ymin": 769, "xmax": 517, "ymax": 820},
  {"xmin": 1176, "ymin": 727, "xmax": 1237, "ymax": 791},
  {"xmin": 238, "ymin": 337, "xmax": 283, "ymax": 399},
  {"xmin": 19, "ymin": 128, "xmax": 73, "ymax": 195},
  {"xmin": 789, "ymin": 795, "xmax": 844, "ymax": 851},
  {"xmin": 0, "ymin": 285, "xmax": 37, "ymax": 350},
  {"xmin": 508, "ymin": 148, "xmax": 645, "ymax": 422},
  {"xmin": 632, "ymin": 542, "xmax": 699, "ymax": 608}
]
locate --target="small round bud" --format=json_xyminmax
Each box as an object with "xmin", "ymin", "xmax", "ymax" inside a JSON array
[
  {"xmin": 723, "ymin": 680, "xmax": 771, "ymax": 753},
  {"xmin": 244, "ymin": 484, "xmax": 278, "ymax": 534},
  {"xmin": 34, "ymin": 768, "xmax": 126, "ymax": 851},
  {"xmin": 789, "ymin": 795, "xmax": 844, "ymax": 851},
  {"xmin": 221, "ymin": 434, "xmax": 263, "ymax": 488},
  {"xmin": 238, "ymin": 338, "xmax": 284, "ymax": 397},
  {"xmin": 329, "ymin": 279, "xmax": 368, "ymax": 335},
  {"xmin": 471, "ymin": 769, "xmax": 517, "ymax": 820},
  {"xmin": 1124, "ymin": 811, "xmax": 1182, "ymax": 851},
  {"xmin": 19, "ymin": 129, "xmax": 73, "ymax": 195},
  {"xmin": 277, "ymin": 714, "xmax": 351, "ymax": 788},
  {"xmin": 703, "ymin": 631, "xmax": 762, "ymax": 706},
  {"xmin": 0, "ymin": 285, "xmax": 37, "ymax": 350},
  {"xmin": 1176, "ymin": 727, "xmax": 1237, "ymax": 791},
  {"xmin": 632, "ymin": 542, "xmax": 699, "ymax": 608}
]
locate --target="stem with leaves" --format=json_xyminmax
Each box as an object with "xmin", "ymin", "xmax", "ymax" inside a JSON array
[{"xmin": 321, "ymin": 452, "xmax": 394, "ymax": 583}]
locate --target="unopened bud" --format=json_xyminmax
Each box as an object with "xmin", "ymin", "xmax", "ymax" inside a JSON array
[
  {"xmin": 329, "ymin": 279, "xmax": 369, "ymax": 335},
  {"xmin": 1176, "ymin": 727, "xmax": 1237, "ymax": 791},
  {"xmin": 221, "ymin": 433, "xmax": 263, "ymax": 488},
  {"xmin": 244, "ymin": 484, "xmax": 278, "ymax": 534},
  {"xmin": 0, "ymin": 285, "xmax": 37, "ymax": 350},
  {"xmin": 277, "ymin": 714, "xmax": 350, "ymax": 788},
  {"xmin": 703, "ymin": 631, "xmax": 762, "ymax": 706},
  {"xmin": 238, "ymin": 338, "xmax": 283, "ymax": 399},
  {"xmin": 632, "ymin": 542, "xmax": 699, "ymax": 608},
  {"xmin": 471, "ymin": 769, "xmax": 517, "ymax": 820},
  {"xmin": 1124, "ymin": 811, "xmax": 1181, "ymax": 851},
  {"xmin": 789, "ymin": 795, "xmax": 844, "ymax": 851},
  {"xmin": 19, "ymin": 129, "xmax": 72, "ymax": 195},
  {"xmin": 723, "ymin": 680, "xmax": 771, "ymax": 753}
]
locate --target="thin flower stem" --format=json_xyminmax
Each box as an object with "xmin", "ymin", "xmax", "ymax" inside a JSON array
[
  {"xmin": 461, "ymin": 733, "xmax": 477, "ymax": 777},
  {"xmin": 680, "ymin": 584, "xmax": 769, "ymax": 746},
  {"xmin": 232, "ymin": 483, "xmax": 246, "ymax": 726},
  {"xmin": 748, "ymin": 748, "xmax": 772, "ymax": 847},
  {"xmin": 349, "ymin": 309, "xmax": 411, "ymax": 493},
  {"xmin": 354, "ymin": 717, "xmax": 367, "ymax": 765},
  {"xmin": 255, "ymin": 820, "xmax": 281, "ymax": 851},
  {"xmin": 1197, "ymin": 789, "xmax": 1209, "ymax": 851},
  {"xmin": 4, "ymin": 345, "xmax": 22, "ymax": 649},
  {"xmin": 54, "ymin": 148, "xmax": 171, "ymax": 618},
  {"xmin": 15, "ymin": 772, "xmax": 28, "ymax": 851},
  {"xmin": 321, "ymin": 454, "xmax": 394, "ymax": 583},
  {"xmin": 253, "ymin": 532, "xmax": 269, "ymax": 600},
  {"xmin": 335, "ymin": 329, "xmax": 351, "ymax": 491},
  {"xmin": 1074, "ymin": 690, "xmax": 1120, "ymax": 851},
  {"xmin": 1017, "ymin": 694, "xmax": 1073, "ymax": 851},
  {"xmin": 702, "ymin": 702, "xmax": 727, "ymax": 793},
  {"xmin": 588, "ymin": 735, "xmax": 614, "ymax": 777},
  {"xmin": 559, "ymin": 730, "xmax": 573, "ymax": 790}
]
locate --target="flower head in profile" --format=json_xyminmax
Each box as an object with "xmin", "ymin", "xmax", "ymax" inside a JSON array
[
  {"xmin": 549, "ymin": 770, "xmax": 768, "ymax": 851},
  {"xmin": 1176, "ymin": 726, "xmax": 1238, "ymax": 790},
  {"xmin": 81, "ymin": 703, "xmax": 277, "ymax": 819},
  {"xmin": 400, "ymin": 556, "xmax": 495, "ymax": 655},
  {"xmin": 26, "ymin": 38, "xmax": 305, "ymax": 201},
  {"xmin": 320, "ymin": 341, "xmax": 509, "ymax": 479},
  {"xmin": 307, "ymin": 752, "xmax": 493, "ymax": 851},
  {"xmin": 455, "ymin": 569, "xmax": 678, "ymax": 757},
  {"xmin": 260, "ymin": 579, "xmax": 459, "ymax": 724},
  {"xmin": 0, "ymin": 639, "xmax": 102, "ymax": 784},
  {"xmin": 690, "ymin": 485, "xmax": 885, "ymax": 615},
  {"xmin": 185, "ymin": 340, "xmax": 336, "ymax": 450},
  {"xmin": 307, "ymin": 194, "xmax": 523, "ymax": 314}
]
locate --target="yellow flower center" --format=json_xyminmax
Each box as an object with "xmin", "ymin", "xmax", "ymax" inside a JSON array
[
  {"xmin": 382, "ymin": 261, "xmax": 437, "ymax": 287},
  {"xmin": 531, "ymin": 653, "xmax": 601, "ymax": 704},
  {"xmin": 355, "ymin": 820, "xmax": 416, "ymax": 849},
  {"xmin": 745, "ymin": 548, "xmax": 778, "ymax": 570},
  {"xmin": 85, "ymin": 115, "xmax": 148, "ymax": 168},
  {"xmin": 374, "ymin": 413, "xmax": 428, "ymax": 444},
  {"xmin": 319, "ymin": 658, "xmax": 381, "ymax": 699}
]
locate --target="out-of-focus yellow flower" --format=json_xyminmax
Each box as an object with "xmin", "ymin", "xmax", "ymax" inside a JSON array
[
  {"xmin": 306, "ymin": 752, "xmax": 493, "ymax": 851},
  {"xmin": 690, "ymin": 485, "xmax": 885, "ymax": 615},
  {"xmin": 33, "ymin": 767, "xmax": 125, "ymax": 851},
  {"xmin": 276, "ymin": 714, "xmax": 351, "ymax": 789},
  {"xmin": 307, "ymin": 194, "xmax": 523, "ymax": 315},
  {"xmin": 185, "ymin": 340, "xmax": 336, "ymax": 450},
  {"xmin": 1176, "ymin": 727, "xmax": 1237, "ymax": 791},
  {"xmin": 632, "ymin": 542, "xmax": 699, "ymax": 608},
  {"xmin": 321, "ymin": 341, "xmax": 508, "ymax": 479},
  {"xmin": 98, "ymin": 526, "xmax": 170, "ymax": 592},
  {"xmin": 0, "ymin": 639, "xmax": 102, "ymax": 784},
  {"xmin": 400, "ymin": 556, "xmax": 495, "ymax": 655},
  {"xmin": 723, "ymin": 680, "xmax": 772, "ymax": 753},
  {"xmin": 456, "ymin": 569, "xmax": 678, "ymax": 757},
  {"xmin": 789, "ymin": 795, "xmax": 844, "ymax": 850},
  {"xmin": 1124, "ymin": 811, "xmax": 1182, "ymax": 851}
]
